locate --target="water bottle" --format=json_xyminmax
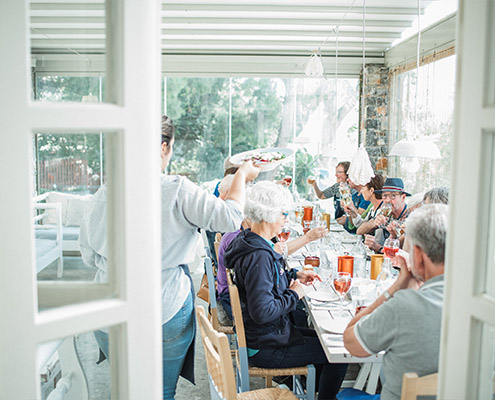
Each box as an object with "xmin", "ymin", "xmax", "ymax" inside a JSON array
[
  {"xmin": 351, "ymin": 235, "xmax": 367, "ymax": 278},
  {"xmin": 375, "ymin": 257, "xmax": 395, "ymax": 295}
]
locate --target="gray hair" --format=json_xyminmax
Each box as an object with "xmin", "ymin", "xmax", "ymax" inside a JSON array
[
  {"xmin": 423, "ymin": 187, "xmax": 449, "ymax": 204},
  {"xmin": 405, "ymin": 204, "xmax": 449, "ymax": 264},
  {"xmin": 245, "ymin": 181, "xmax": 294, "ymax": 224}
]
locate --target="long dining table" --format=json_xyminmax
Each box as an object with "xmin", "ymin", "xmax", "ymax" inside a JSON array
[{"xmin": 286, "ymin": 223, "xmax": 384, "ymax": 394}]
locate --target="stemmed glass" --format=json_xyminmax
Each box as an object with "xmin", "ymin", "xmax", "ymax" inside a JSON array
[
  {"xmin": 333, "ymin": 272, "xmax": 352, "ymax": 313},
  {"xmin": 341, "ymin": 193, "xmax": 353, "ymax": 217},
  {"xmin": 378, "ymin": 203, "xmax": 393, "ymax": 228},
  {"xmin": 277, "ymin": 223, "xmax": 291, "ymax": 243},
  {"xmin": 277, "ymin": 222, "xmax": 291, "ymax": 258},
  {"xmin": 383, "ymin": 237, "xmax": 400, "ymax": 268}
]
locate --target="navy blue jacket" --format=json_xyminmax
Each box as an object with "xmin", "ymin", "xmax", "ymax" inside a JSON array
[{"xmin": 224, "ymin": 229, "xmax": 304, "ymax": 349}]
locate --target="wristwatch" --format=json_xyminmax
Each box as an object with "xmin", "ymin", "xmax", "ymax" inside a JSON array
[{"xmin": 383, "ymin": 290, "xmax": 393, "ymax": 301}]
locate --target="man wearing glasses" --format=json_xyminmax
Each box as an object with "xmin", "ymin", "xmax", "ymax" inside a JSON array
[{"xmin": 364, "ymin": 178, "xmax": 410, "ymax": 253}]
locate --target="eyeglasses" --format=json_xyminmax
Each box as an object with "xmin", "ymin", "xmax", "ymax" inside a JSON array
[
  {"xmin": 382, "ymin": 193, "xmax": 401, "ymax": 200},
  {"xmin": 335, "ymin": 170, "xmax": 346, "ymax": 174}
]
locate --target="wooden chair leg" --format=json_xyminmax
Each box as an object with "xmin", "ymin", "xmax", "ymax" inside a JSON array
[{"xmin": 265, "ymin": 375, "xmax": 272, "ymax": 388}]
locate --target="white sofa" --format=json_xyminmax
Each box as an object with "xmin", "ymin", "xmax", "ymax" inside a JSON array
[
  {"xmin": 34, "ymin": 192, "xmax": 92, "ymax": 253},
  {"xmin": 34, "ymin": 201, "xmax": 64, "ymax": 277}
]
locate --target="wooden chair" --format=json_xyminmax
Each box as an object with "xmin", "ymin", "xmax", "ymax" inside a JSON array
[
  {"xmin": 205, "ymin": 256, "xmax": 235, "ymax": 336},
  {"xmin": 196, "ymin": 306, "xmax": 298, "ymax": 400},
  {"xmin": 214, "ymin": 232, "xmax": 222, "ymax": 265},
  {"xmin": 227, "ymin": 273, "xmax": 316, "ymax": 400},
  {"xmin": 401, "ymin": 372, "xmax": 438, "ymax": 400}
]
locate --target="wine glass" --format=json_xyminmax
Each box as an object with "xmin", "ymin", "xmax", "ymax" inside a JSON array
[
  {"xmin": 333, "ymin": 272, "xmax": 352, "ymax": 312},
  {"xmin": 339, "ymin": 182, "xmax": 350, "ymax": 197},
  {"xmin": 383, "ymin": 237, "xmax": 400, "ymax": 267},
  {"xmin": 277, "ymin": 223, "xmax": 291, "ymax": 243},
  {"xmin": 341, "ymin": 193, "xmax": 353, "ymax": 216},
  {"xmin": 379, "ymin": 203, "xmax": 393, "ymax": 228}
]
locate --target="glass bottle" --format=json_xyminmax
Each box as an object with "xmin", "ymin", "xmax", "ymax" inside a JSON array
[
  {"xmin": 375, "ymin": 257, "xmax": 395, "ymax": 295},
  {"xmin": 351, "ymin": 235, "xmax": 368, "ymax": 278}
]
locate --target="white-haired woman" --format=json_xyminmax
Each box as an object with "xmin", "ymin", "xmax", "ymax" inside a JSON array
[
  {"xmin": 224, "ymin": 181, "xmax": 347, "ymax": 400},
  {"xmin": 80, "ymin": 116, "xmax": 259, "ymax": 400}
]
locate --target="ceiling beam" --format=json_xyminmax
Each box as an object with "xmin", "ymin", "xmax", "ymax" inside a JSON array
[
  {"xmin": 162, "ymin": 17, "xmax": 413, "ymax": 28},
  {"xmin": 161, "ymin": 4, "xmax": 426, "ymax": 15}
]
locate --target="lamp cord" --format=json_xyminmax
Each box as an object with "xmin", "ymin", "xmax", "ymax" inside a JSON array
[
  {"xmin": 414, "ymin": 0, "xmax": 421, "ymax": 140},
  {"xmin": 360, "ymin": 0, "xmax": 366, "ymax": 140}
]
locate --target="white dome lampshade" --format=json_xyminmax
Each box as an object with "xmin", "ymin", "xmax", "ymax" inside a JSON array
[{"xmin": 389, "ymin": 139, "xmax": 441, "ymax": 159}]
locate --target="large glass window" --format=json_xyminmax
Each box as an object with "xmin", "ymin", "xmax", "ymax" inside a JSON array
[
  {"xmin": 389, "ymin": 55, "xmax": 456, "ymax": 194},
  {"xmin": 164, "ymin": 76, "xmax": 359, "ymax": 198}
]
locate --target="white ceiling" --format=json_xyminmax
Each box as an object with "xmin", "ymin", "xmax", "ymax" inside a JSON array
[{"xmin": 30, "ymin": 0, "xmax": 436, "ymax": 57}]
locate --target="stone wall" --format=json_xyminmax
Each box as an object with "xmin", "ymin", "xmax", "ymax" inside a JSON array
[{"xmin": 359, "ymin": 64, "xmax": 390, "ymax": 173}]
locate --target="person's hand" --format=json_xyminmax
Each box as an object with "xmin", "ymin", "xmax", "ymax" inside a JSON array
[
  {"xmin": 238, "ymin": 160, "xmax": 260, "ymax": 182},
  {"xmin": 276, "ymin": 179, "xmax": 290, "ymax": 187},
  {"xmin": 391, "ymin": 250, "xmax": 421, "ymax": 292},
  {"xmin": 364, "ymin": 234, "xmax": 381, "ymax": 252},
  {"xmin": 289, "ymin": 279, "xmax": 305, "ymax": 299},
  {"xmin": 374, "ymin": 214, "xmax": 387, "ymax": 228},
  {"xmin": 296, "ymin": 270, "xmax": 322, "ymax": 285},
  {"xmin": 307, "ymin": 176, "xmax": 316, "ymax": 186},
  {"xmin": 344, "ymin": 202, "xmax": 358, "ymax": 218},
  {"xmin": 305, "ymin": 226, "xmax": 328, "ymax": 242}
]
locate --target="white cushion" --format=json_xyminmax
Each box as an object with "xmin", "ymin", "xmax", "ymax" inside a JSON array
[
  {"xmin": 43, "ymin": 192, "xmax": 92, "ymax": 226},
  {"xmin": 66, "ymin": 196, "xmax": 91, "ymax": 226}
]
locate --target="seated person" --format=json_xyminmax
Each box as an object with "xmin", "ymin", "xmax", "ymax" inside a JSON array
[
  {"xmin": 338, "ymin": 177, "xmax": 371, "ymax": 233},
  {"xmin": 216, "ymin": 218, "xmax": 327, "ymax": 325},
  {"xmin": 364, "ymin": 177, "xmax": 410, "ymax": 253},
  {"xmin": 344, "ymin": 175, "xmax": 384, "ymax": 234},
  {"xmin": 344, "ymin": 204, "xmax": 448, "ymax": 400},
  {"xmin": 224, "ymin": 181, "xmax": 347, "ymax": 400},
  {"xmin": 423, "ymin": 187, "xmax": 449, "ymax": 204},
  {"xmin": 308, "ymin": 161, "xmax": 350, "ymax": 219},
  {"xmin": 206, "ymin": 166, "xmax": 238, "ymax": 264}
]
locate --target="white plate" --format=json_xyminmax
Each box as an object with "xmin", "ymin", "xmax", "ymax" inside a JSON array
[
  {"xmin": 305, "ymin": 289, "xmax": 339, "ymax": 303},
  {"xmin": 318, "ymin": 314, "xmax": 351, "ymax": 334},
  {"xmin": 230, "ymin": 147, "xmax": 294, "ymax": 172},
  {"xmin": 341, "ymin": 237, "xmax": 356, "ymax": 244},
  {"xmin": 330, "ymin": 225, "xmax": 344, "ymax": 232}
]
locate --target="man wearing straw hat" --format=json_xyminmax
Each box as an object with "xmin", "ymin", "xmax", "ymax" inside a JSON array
[{"xmin": 364, "ymin": 177, "xmax": 411, "ymax": 253}]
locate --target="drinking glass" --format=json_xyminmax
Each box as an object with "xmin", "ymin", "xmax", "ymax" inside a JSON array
[
  {"xmin": 383, "ymin": 237, "xmax": 400, "ymax": 267},
  {"xmin": 333, "ymin": 272, "xmax": 352, "ymax": 312},
  {"xmin": 278, "ymin": 223, "xmax": 291, "ymax": 243},
  {"xmin": 379, "ymin": 203, "xmax": 393, "ymax": 228},
  {"xmin": 307, "ymin": 176, "xmax": 316, "ymax": 185},
  {"xmin": 339, "ymin": 182, "xmax": 350, "ymax": 197},
  {"xmin": 294, "ymin": 206, "xmax": 303, "ymax": 224}
]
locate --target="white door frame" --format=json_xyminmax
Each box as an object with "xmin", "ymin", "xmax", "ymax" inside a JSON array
[
  {"xmin": 439, "ymin": 0, "xmax": 495, "ymax": 398},
  {"xmin": 0, "ymin": 1, "xmax": 163, "ymax": 399}
]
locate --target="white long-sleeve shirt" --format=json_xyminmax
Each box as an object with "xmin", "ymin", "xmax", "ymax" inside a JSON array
[{"xmin": 79, "ymin": 175, "xmax": 243, "ymax": 324}]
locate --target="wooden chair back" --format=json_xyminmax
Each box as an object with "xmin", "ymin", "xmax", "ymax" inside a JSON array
[
  {"xmin": 196, "ymin": 306, "xmax": 238, "ymax": 400},
  {"xmin": 401, "ymin": 372, "xmax": 438, "ymax": 400},
  {"xmin": 227, "ymin": 274, "xmax": 247, "ymax": 349},
  {"xmin": 227, "ymin": 270, "xmax": 316, "ymax": 399},
  {"xmin": 214, "ymin": 232, "xmax": 222, "ymax": 265}
]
